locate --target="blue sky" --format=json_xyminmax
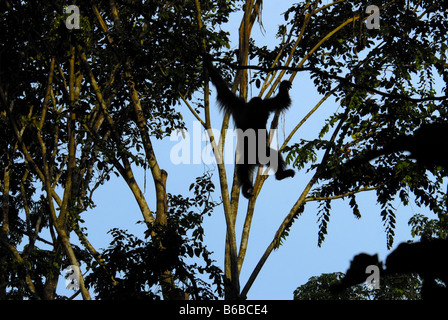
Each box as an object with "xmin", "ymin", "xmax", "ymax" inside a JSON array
[{"xmin": 57, "ymin": 1, "xmax": 436, "ymax": 299}]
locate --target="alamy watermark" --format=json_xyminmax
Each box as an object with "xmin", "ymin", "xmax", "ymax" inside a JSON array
[
  {"xmin": 365, "ymin": 265, "xmax": 380, "ymax": 290},
  {"xmin": 63, "ymin": 265, "xmax": 81, "ymax": 290},
  {"xmin": 365, "ymin": 5, "xmax": 380, "ymax": 30},
  {"xmin": 65, "ymin": 5, "xmax": 80, "ymax": 30},
  {"xmin": 170, "ymin": 121, "xmax": 281, "ymax": 174},
  {"xmin": 63, "ymin": 4, "xmax": 380, "ymax": 31}
]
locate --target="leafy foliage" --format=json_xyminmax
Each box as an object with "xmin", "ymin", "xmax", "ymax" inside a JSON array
[
  {"xmin": 273, "ymin": 0, "xmax": 448, "ymax": 249},
  {"xmin": 2, "ymin": 0, "xmax": 448, "ymax": 300},
  {"xmin": 409, "ymin": 213, "xmax": 448, "ymax": 241},
  {"xmin": 294, "ymin": 272, "xmax": 422, "ymax": 300},
  {"xmin": 0, "ymin": 0, "xmax": 231, "ymax": 299},
  {"xmin": 86, "ymin": 173, "xmax": 223, "ymax": 300}
]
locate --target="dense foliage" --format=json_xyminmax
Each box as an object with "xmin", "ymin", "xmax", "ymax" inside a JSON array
[
  {"xmin": 294, "ymin": 272, "xmax": 422, "ymax": 300},
  {"xmin": 1, "ymin": 0, "xmax": 447, "ymax": 300}
]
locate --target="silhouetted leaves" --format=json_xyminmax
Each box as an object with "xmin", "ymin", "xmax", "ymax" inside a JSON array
[
  {"xmin": 86, "ymin": 173, "xmax": 223, "ymax": 300},
  {"xmin": 280, "ymin": 0, "xmax": 448, "ymax": 248},
  {"xmin": 0, "ymin": 0, "xmax": 231, "ymax": 299},
  {"xmin": 294, "ymin": 271, "xmax": 422, "ymax": 300}
]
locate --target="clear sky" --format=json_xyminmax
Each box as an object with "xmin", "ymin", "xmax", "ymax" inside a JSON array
[{"xmin": 57, "ymin": 1, "xmax": 435, "ymax": 300}]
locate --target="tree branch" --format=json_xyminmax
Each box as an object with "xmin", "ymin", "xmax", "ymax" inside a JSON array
[
  {"xmin": 304, "ymin": 185, "xmax": 379, "ymax": 202},
  {"xmin": 210, "ymin": 60, "xmax": 448, "ymax": 103},
  {"xmin": 241, "ymin": 107, "xmax": 348, "ymax": 298}
]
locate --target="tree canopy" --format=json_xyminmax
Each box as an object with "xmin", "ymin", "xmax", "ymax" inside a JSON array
[{"xmin": 1, "ymin": 0, "xmax": 447, "ymax": 300}]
